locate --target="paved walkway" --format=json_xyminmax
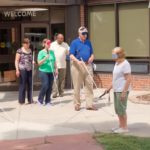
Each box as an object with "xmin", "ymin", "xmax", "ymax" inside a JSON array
[
  {"xmin": 0, "ymin": 89, "xmax": 150, "ymax": 149},
  {"xmin": 0, "ymin": 133, "xmax": 103, "ymax": 150}
]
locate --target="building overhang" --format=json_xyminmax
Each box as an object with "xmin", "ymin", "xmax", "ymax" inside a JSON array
[{"xmin": 0, "ymin": 0, "xmax": 84, "ymax": 7}]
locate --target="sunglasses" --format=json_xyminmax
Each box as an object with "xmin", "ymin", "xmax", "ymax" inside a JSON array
[{"xmin": 82, "ymin": 32, "xmax": 88, "ymax": 36}]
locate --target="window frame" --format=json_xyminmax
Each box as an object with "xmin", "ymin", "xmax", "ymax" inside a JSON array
[{"xmin": 87, "ymin": 0, "xmax": 150, "ymax": 74}]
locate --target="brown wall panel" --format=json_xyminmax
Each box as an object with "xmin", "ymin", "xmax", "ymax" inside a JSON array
[{"xmin": 88, "ymin": 0, "xmax": 148, "ymax": 5}]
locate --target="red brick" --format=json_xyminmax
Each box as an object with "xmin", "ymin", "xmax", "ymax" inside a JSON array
[{"xmin": 94, "ymin": 73, "xmax": 150, "ymax": 91}]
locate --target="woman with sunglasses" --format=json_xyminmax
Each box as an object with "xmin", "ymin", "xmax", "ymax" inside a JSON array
[
  {"xmin": 15, "ymin": 38, "xmax": 33, "ymax": 105},
  {"xmin": 37, "ymin": 39, "xmax": 58, "ymax": 106}
]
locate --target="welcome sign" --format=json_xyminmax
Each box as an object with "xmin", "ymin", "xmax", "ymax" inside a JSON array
[{"xmin": 3, "ymin": 11, "xmax": 37, "ymax": 17}]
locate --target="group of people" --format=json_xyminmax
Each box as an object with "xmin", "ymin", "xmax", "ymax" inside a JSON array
[
  {"xmin": 15, "ymin": 33, "xmax": 69, "ymax": 106},
  {"xmin": 15, "ymin": 26, "xmax": 132, "ymax": 134}
]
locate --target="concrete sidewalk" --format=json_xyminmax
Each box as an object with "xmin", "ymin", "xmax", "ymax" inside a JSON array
[{"xmin": 0, "ymin": 89, "xmax": 150, "ymax": 141}]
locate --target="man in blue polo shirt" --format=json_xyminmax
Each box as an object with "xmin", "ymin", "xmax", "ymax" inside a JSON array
[{"xmin": 70, "ymin": 26, "xmax": 97, "ymax": 111}]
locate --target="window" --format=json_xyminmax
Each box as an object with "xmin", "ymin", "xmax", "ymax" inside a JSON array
[
  {"xmin": 119, "ymin": 3, "xmax": 149, "ymax": 57},
  {"xmin": 88, "ymin": 5, "xmax": 115, "ymax": 60}
]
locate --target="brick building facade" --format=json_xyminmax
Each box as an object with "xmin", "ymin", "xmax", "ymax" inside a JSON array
[
  {"xmin": 0, "ymin": 0, "xmax": 150, "ymax": 91},
  {"xmin": 79, "ymin": 0, "xmax": 150, "ymax": 91}
]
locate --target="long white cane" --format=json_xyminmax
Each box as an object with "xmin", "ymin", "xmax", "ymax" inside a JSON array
[
  {"xmin": 80, "ymin": 57, "xmax": 98, "ymax": 89},
  {"xmin": 80, "ymin": 57, "xmax": 114, "ymax": 117},
  {"xmin": 70, "ymin": 61, "xmax": 73, "ymax": 90},
  {"xmin": 48, "ymin": 51, "xmax": 61, "ymax": 105},
  {"xmin": 31, "ymin": 50, "xmax": 35, "ymax": 102},
  {"xmin": 80, "ymin": 57, "xmax": 110, "ymax": 102}
]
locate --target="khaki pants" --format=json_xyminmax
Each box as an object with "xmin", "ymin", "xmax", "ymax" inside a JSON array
[
  {"xmin": 71, "ymin": 61, "xmax": 94, "ymax": 107},
  {"xmin": 53, "ymin": 68, "xmax": 66, "ymax": 96}
]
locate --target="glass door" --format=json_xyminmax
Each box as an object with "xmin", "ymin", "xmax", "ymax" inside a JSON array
[
  {"xmin": 21, "ymin": 23, "xmax": 49, "ymax": 51},
  {"xmin": 21, "ymin": 23, "xmax": 49, "ymax": 82},
  {"xmin": 0, "ymin": 26, "xmax": 19, "ymax": 83}
]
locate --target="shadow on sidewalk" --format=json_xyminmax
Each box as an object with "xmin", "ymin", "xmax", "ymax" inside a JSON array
[
  {"xmin": 52, "ymin": 99, "xmax": 72, "ymax": 105},
  {"xmin": 0, "ymin": 92, "xmax": 38, "ymax": 103},
  {"xmin": 0, "ymin": 107, "xmax": 15, "ymax": 112},
  {"xmin": 0, "ymin": 92, "xmax": 19, "ymax": 103},
  {"xmin": 128, "ymin": 123, "xmax": 150, "ymax": 137},
  {"xmin": 56, "ymin": 121, "xmax": 150, "ymax": 137}
]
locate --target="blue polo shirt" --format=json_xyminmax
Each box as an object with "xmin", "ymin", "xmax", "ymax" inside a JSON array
[{"xmin": 70, "ymin": 38, "xmax": 93, "ymax": 62}]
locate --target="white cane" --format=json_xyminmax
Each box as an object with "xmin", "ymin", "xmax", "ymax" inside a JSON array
[
  {"xmin": 70, "ymin": 61, "xmax": 73, "ymax": 90},
  {"xmin": 31, "ymin": 50, "xmax": 35, "ymax": 102},
  {"xmin": 80, "ymin": 57, "xmax": 114, "ymax": 117},
  {"xmin": 80, "ymin": 57, "xmax": 98, "ymax": 89},
  {"xmin": 48, "ymin": 51, "xmax": 61, "ymax": 105}
]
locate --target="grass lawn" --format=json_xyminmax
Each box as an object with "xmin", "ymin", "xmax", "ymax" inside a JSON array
[{"xmin": 95, "ymin": 133, "xmax": 150, "ymax": 150}]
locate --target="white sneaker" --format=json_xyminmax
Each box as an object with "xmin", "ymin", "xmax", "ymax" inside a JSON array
[
  {"xmin": 38, "ymin": 101, "xmax": 43, "ymax": 106},
  {"xmin": 111, "ymin": 127, "xmax": 119, "ymax": 132},
  {"xmin": 113, "ymin": 128, "xmax": 129, "ymax": 134},
  {"xmin": 45, "ymin": 103, "xmax": 52, "ymax": 106}
]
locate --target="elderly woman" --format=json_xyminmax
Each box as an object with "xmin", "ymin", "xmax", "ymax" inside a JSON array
[
  {"xmin": 37, "ymin": 39, "xmax": 58, "ymax": 106},
  {"xmin": 106, "ymin": 47, "xmax": 132, "ymax": 133},
  {"xmin": 15, "ymin": 38, "xmax": 33, "ymax": 104}
]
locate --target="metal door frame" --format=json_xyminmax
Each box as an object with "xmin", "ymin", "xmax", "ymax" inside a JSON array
[{"xmin": 21, "ymin": 23, "xmax": 49, "ymax": 42}]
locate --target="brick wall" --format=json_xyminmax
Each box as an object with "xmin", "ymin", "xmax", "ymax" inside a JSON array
[
  {"xmin": 94, "ymin": 73, "xmax": 150, "ymax": 91},
  {"xmin": 80, "ymin": 4, "xmax": 85, "ymax": 26}
]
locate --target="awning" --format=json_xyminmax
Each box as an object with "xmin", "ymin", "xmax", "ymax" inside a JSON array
[{"xmin": 0, "ymin": 0, "xmax": 83, "ymax": 6}]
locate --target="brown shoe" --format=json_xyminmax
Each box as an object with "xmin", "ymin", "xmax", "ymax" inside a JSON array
[
  {"xmin": 59, "ymin": 93, "xmax": 63, "ymax": 97},
  {"xmin": 75, "ymin": 104, "xmax": 80, "ymax": 111},
  {"xmin": 52, "ymin": 94, "xmax": 57, "ymax": 98},
  {"xmin": 86, "ymin": 106, "xmax": 98, "ymax": 111}
]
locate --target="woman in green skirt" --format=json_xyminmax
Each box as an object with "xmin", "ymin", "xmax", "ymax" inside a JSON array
[{"xmin": 106, "ymin": 47, "xmax": 132, "ymax": 134}]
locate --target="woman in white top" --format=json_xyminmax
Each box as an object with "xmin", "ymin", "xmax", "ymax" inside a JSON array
[{"xmin": 106, "ymin": 47, "xmax": 132, "ymax": 133}]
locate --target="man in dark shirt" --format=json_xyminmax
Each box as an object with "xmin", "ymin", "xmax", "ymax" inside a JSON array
[{"xmin": 70, "ymin": 26, "xmax": 97, "ymax": 111}]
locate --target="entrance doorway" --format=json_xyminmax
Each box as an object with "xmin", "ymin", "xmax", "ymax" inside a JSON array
[
  {"xmin": 0, "ymin": 25, "xmax": 19, "ymax": 83},
  {"xmin": 21, "ymin": 23, "xmax": 50, "ymax": 82},
  {"xmin": 51, "ymin": 23, "xmax": 65, "ymax": 41}
]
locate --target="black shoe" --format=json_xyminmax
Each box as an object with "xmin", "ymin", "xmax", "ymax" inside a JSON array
[
  {"xmin": 27, "ymin": 100, "xmax": 37, "ymax": 105},
  {"xmin": 19, "ymin": 102, "xmax": 25, "ymax": 105}
]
